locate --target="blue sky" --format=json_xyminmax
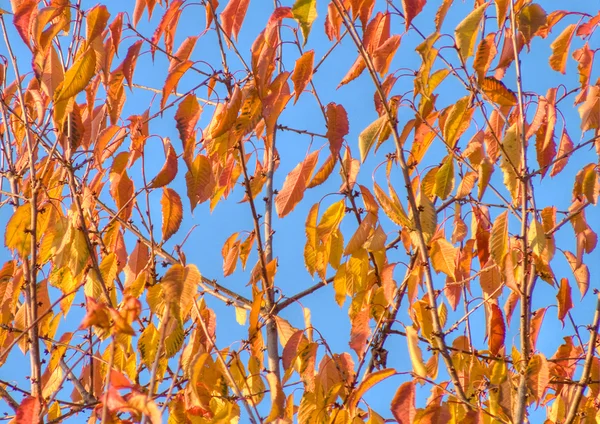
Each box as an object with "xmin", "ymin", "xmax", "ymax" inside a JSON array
[{"xmin": 1, "ymin": 0, "xmax": 599, "ymax": 421}]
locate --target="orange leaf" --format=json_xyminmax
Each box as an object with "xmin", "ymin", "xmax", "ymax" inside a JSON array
[
  {"xmin": 161, "ymin": 60, "xmax": 193, "ymax": 110},
  {"xmin": 174, "ymin": 94, "xmax": 202, "ymax": 167},
  {"xmin": 79, "ymin": 296, "xmax": 111, "ymax": 330},
  {"xmin": 307, "ymin": 154, "xmax": 336, "ymax": 189},
  {"xmin": 291, "ymin": 50, "xmax": 314, "ymax": 104},
  {"xmin": 185, "ymin": 154, "xmax": 215, "ymax": 212},
  {"xmin": 211, "ymin": 84, "xmax": 242, "ymax": 138},
  {"xmin": 474, "ymin": 33, "xmax": 497, "ymax": 80},
  {"xmin": 275, "ymin": 150, "xmax": 319, "ymax": 218},
  {"xmin": 488, "ymin": 303, "xmax": 505, "ymax": 356},
  {"xmin": 518, "ymin": 3, "xmax": 547, "ymax": 45},
  {"xmin": 348, "ymin": 368, "xmax": 395, "ymax": 415},
  {"xmin": 480, "ymin": 76, "xmax": 517, "ymax": 106},
  {"xmin": 391, "ymin": 381, "xmax": 416, "ymax": 424},
  {"xmin": 556, "ymin": 277, "xmax": 573, "ymax": 324},
  {"xmin": 564, "ymin": 250, "xmax": 589, "ymax": 298},
  {"xmin": 150, "ymin": 140, "xmax": 178, "ymax": 188},
  {"xmin": 169, "ymin": 36, "xmax": 199, "ymax": 74},
  {"xmin": 161, "ymin": 188, "xmax": 183, "ymax": 241},
  {"xmin": 349, "ymin": 307, "xmax": 370, "ymax": 360},
  {"xmin": 220, "ymin": 0, "xmax": 250, "ymax": 41},
  {"xmin": 338, "ymin": 56, "xmax": 366, "ymax": 88},
  {"xmin": 122, "ymin": 40, "xmax": 143, "ymax": 89},
  {"xmin": 549, "ymin": 24, "xmax": 576, "ymax": 74},
  {"xmin": 402, "ymin": 0, "xmax": 425, "ymax": 30},
  {"xmin": 530, "ymin": 307, "xmax": 547, "ymax": 350},
  {"xmin": 373, "ymin": 34, "xmax": 401, "ymax": 76}
]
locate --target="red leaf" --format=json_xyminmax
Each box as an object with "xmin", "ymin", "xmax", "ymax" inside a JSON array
[
  {"xmin": 150, "ymin": 140, "xmax": 178, "ymax": 188},
  {"xmin": 291, "ymin": 50, "xmax": 314, "ymax": 104},
  {"xmin": 220, "ymin": 0, "xmax": 250, "ymax": 41},
  {"xmin": 391, "ymin": 381, "xmax": 416, "ymax": 424},
  {"xmin": 576, "ymin": 12, "xmax": 600, "ymax": 37},
  {"xmin": 15, "ymin": 396, "xmax": 41, "ymax": 424},
  {"xmin": 402, "ymin": 0, "xmax": 426, "ymax": 30},
  {"xmin": 161, "ymin": 188, "xmax": 183, "ymax": 241},
  {"xmin": 275, "ymin": 150, "xmax": 319, "ymax": 218},
  {"xmin": 488, "ymin": 303, "xmax": 505, "ymax": 356},
  {"xmin": 326, "ymin": 103, "xmax": 349, "ymax": 157}
]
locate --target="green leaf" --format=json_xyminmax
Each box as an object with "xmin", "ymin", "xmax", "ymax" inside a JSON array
[
  {"xmin": 455, "ymin": 3, "xmax": 488, "ymax": 60},
  {"xmin": 292, "ymin": 0, "xmax": 317, "ymax": 45},
  {"xmin": 359, "ymin": 116, "xmax": 386, "ymax": 162}
]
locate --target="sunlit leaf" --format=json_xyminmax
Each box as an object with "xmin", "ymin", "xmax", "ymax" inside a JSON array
[
  {"xmin": 276, "ymin": 151, "xmax": 319, "ymax": 218},
  {"xmin": 406, "ymin": 325, "xmax": 427, "ymax": 377},
  {"xmin": 518, "ymin": 4, "xmax": 547, "ymax": 45},
  {"xmin": 161, "ymin": 188, "xmax": 183, "ymax": 242},
  {"xmin": 220, "ymin": 0, "xmax": 250, "ymax": 40},
  {"xmin": 161, "ymin": 60, "xmax": 193, "ymax": 109},
  {"xmin": 488, "ymin": 303, "xmax": 505, "ymax": 356},
  {"xmin": 54, "ymin": 47, "xmax": 96, "ymax": 102},
  {"xmin": 292, "ymin": 50, "xmax": 314, "ymax": 104},
  {"xmin": 480, "ymin": 77, "xmax": 517, "ymax": 106},
  {"xmin": 434, "ymin": 156, "xmax": 454, "ymax": 200},
  {"xmin": 556, "ymin": 278, "xmax": 573, "ymax": 324},
  {"xmin": 549, "ymin": 24, "xmax": 576, "ymax": 74},
  {"xmin": 359, "ymin": 115, "xmax": 386, "ymax": 162},
  {"xmin": 292, "ymin": 0, "xmax": 317, "ymax": 45},
  {"xmin": 391, "ymin": 381, "xmax": 416, "ymax": 424},
  {"xmin": 455, "ymin": 3, "xmax": 487, "ymax": 60},
  {"xmin": 150, "ymin": 140, "xmax": 178, "ymax": 188},
  {"xmin": 402, "ymin": 0, "xmax": 426, "ymax": 30}
]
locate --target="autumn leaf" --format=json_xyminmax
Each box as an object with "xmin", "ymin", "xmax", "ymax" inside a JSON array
[
  {"xmin": 406, "ymin": 325, "xmax": 427, "ymax": 378},
  {"xmin": 402, "ymin": 0, "xmax": 426, "ymax": 30},
  {"xmin": 161, "ymin": 60, "xmax": 193, "ymax": 110},
  {"xmin": 359, "ymin": 115, "xmax": 386, "ymax": 162},
  {"xmin": 348, "ymin": 368, "xmax": 395, "ymax": 415},
  {"xmin": 488, "ymin": 303, "xmax": 505, "ymax": 356},
  {"xmin": 185, "ymin": 154, "xmax": 215, "ymax": 212},
  {"xmin": 556, "ymin": 278, "xmax": 573, "ymax": 324},
  {"xmin": 292, "ymin": 0, "xmax": 317, "ymax": 45},
  {"xmin": 54, "ymin": 47, "xmax": 96, "ymax": 103},
  {"xmin": 455, "ymin": 3, "xmax": 487, "ymax": 60},
  {"xmin": 518, "ymin": 4, "xmax": 547, "ymax": 45},
  {"xmin": 326, "ymin": 103, "xmax": 349, "ymax": 157},
  {"xmin": 490, "ymin": 211, "xmax": 509, "ymax": 269},
  {"xmin": 434, "ymin": 156, "xmax": 455, "ymax": 200},
  {"xmin": 391, "ymin": 381, "xmax": 416, "ymax": 424},
  {"xmin": 220, "ymin": 0, "xmax": 250, "ymax": 41},
  {"xmin": 275, "ymin": 150, "xmax": 319, "ymax": 218},
  {"xmin": 150, "ymin": 140, "xmax": 178, "ymax": 188},
  {"xmin": 15, "ymin": 396, "xmax": 41, "ymax": 424},
  {"xmin": 161, "ymin": 188, "xmax": 183, "ymax": 241},
  {"xmin": 5, "ymin": 203, "xmax": 31, "ymax": 257},
  {"xmin": 549, "ymin": 24, "xmax": 576, "ymax": 74},
  {"xmin": 292, "ymin": 50, "xmax": 314, "ymax": 104},
  {"xmin": 349, "ymin": 307, "xmax": 370, "ymax": 360},
  {"xmin": 480, "ymin": 77, "xmax": 517, "ymax": 106}
]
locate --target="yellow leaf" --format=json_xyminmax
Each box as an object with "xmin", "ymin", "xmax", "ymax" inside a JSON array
[
  {"xmin": 316, "ymin": 200, "xmax": 345, "ymax": 242},
  {"xmin": 373, "ymin": 182, "xmax": 411, "ymax": 228},
  {"xmin": 490, "ymin": 211, "xmax": 509, "ymax": 268},
  {"xmin": 413, "ymin": 191, "xmax": 437, "ymax": 243},
  {"xmin": 430, "ymin": 238, "xmax": 457, "ymax": 279},
  {"xmin": 138, "ymin": 322, "xmax": 160, "ymax": 367},
  {"xmin": 265, "ymin": 372, "xmax": 286, "ymax": 421},
  {"xmin": 54, "ymin": 47, "xmax": 96, "ymax": 102},
  {"xmin": 455, "ymin": 3, "xmax": 488, "ymax": 60},
  {"xmin": 480, "ymin": 77, "xmax": 517, "ymax": 106},
  {"xmin": 443, "ymin": 96, "xmax": 472, "ymax": 147},
  {"xmin": 292, "ymin": 0, "xmax": 317, "ymax": 45},
  {"xmin": 478, "ymin": 157, "xmax": 494, "ymax": 200},
  {"xmin": 500, "ymin": 124, "xmax": 522, "ymax": 200},
  {"xmin": 5, "ymin": 203, "xmax": 31, "ymax": 256},
  {"xmin": 359, "ymin": 115, "xmax": 386, "ymax": 162},
  {"xmin": 528, "ymin": 219, "xmax": 546, "ymax": 256},
  {"xmin": 235, "ymin": 306, "xmax": 247, "ymax": 325},
  {"xmin": 406, "ymin": 325, "xmax": 427, "ymax": 378},
  {"xmin": 304, "ymin": 203, "xmax": 319, "ymax": 275},
  {"xmin": 549, "ymin": 24, "xmax": 576, "ymax": 74},
  {"xmin": 161, "ymin": 188, "xmax": 183, "ymax": 241},
  {"xmin": 434, "ymin": 156, "xmax": 455, "ymax": 200}
]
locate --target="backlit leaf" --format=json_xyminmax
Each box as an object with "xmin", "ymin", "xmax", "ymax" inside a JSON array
[
  {"xmin": 54, "ymin": 47, "xmax": 95, "ymax": 102},
  {"xmin": 307, "ymin": 155, "xmax": 336, "ymax": 189},
  {"xmin": 564, "ymin": 250, "xmax": 589, "ymax": 298},
  {"xmin": 150, "ymin": 140, "xmax": 178, "ymax": 188},
  {"xmin": 373, "ymin": 182, "xmax": 411, "ymax": 227},
  {"xmin": 338, "ymin": 56, "xmax": 366, "ymax": 88},
  {"xmin": 359, "ymin": 115, "xmax": 386, "ymax": 162},
  {"xmin": 490, "ymin": 211, "xmax": 508, "ymax": 268},
  {"xmin": 349, "ymin": 307, "xmax": 370, "ymax": 360},
  {"xmin": 443, "ymin": 96, "xmax": 472, "ymax": 148},
  {"xmin": 348, "ymin": 368, "xmax": 395, "ymax": 415},
  {"xmin": 402, "ymin": 0, "xmax": 426, "ymax": 30},
  {"xmin": 518, "ymin": 4, "xmax": 547, "ymax": 45},
  {"xmin": 276, "ymin": 150, "xmax": 319, "ymax": 218},
  {"xmin": 292, "ymin": 0, "xmax": 317, "ymax": 45},
  {"xmin": 161, "ymin": 188, "xmax": 183, "ymax": 242},
  {"xmin": 326, "ymin": 103, "xmax": 349, "ymax": 157},
  {"xmin": 220, "ymin": 0, "xmax": 251, "ymax": 41},
  {"xmin": 528, "ymin": 219, "xmax": 546, "ymax": 256},
  {"xmin": 185, "ymin": 155, "xmax": 215, "ymax": 212},
  {"xmin": 556, "ymin": 278, "xmax": 573, "ymax": 324},
  {"xmin": 292, "ymin": 50, "xmax": 314, "ymax": 104},
  {"xmin": 391, "ymin": 381, "xmax": 416, "ymax": 424},
  {"xmin": 5, "ymin": 203, "xmax": 31, "ymax": 257},
  {"xmin": 550, "ymin": 24, "xmax": 576, "ymax": 74},
  {"xmin": 430, "ymin": 238, "xmax": 457, "ymax": 279},
  {"xmin": 488, "ymin": 303, "xmax": 505, "ymax": 356},
  {"xmin": 161, "ymin": 60, "xmax": 193, "ymax": 109},
  {"xmin": 480, "ymin": 77, "xmax": 517, "ymax": 106},
  {"xmin": 455, "ymin": 3, "xmax": 487, "ymax": 60},
  {"xmin": 317, "ymin": 200, "xmax": 345, "ymax": 242},
  {"xmin": 406, "ymin": 325, "xmax": 427, "ymax": 377},
  {"xmin": 434, "ymin": 156, "xmax": 454, "ymax": 200}
]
